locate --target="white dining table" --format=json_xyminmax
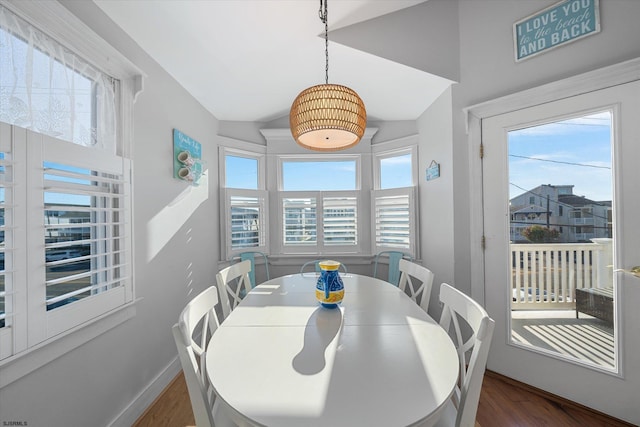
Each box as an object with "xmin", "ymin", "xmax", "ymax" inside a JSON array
[{"xmin": 206, "ymin": 273, "xmax": 459, "ymax": 427}]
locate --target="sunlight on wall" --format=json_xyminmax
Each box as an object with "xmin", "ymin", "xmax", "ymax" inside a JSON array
[{"xmin": 146, "ymin": 170, "xmax": 209, "ymax": 262}]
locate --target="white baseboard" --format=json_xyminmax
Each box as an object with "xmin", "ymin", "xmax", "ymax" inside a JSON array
[{"xmin": 108, "ymin": 357, "xmax": 181, "ymax": 427}]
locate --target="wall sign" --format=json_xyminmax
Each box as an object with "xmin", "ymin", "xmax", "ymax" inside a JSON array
[
  {"xmin": 513, "ymin": 0, "xmax": 600, "ymax": 62},
  {"xmin": 173, "ymin": 128, "xmax": 203, "ymax": 185},
  {"xmin": 426, "ymin": 160, "xmax": 440, "ymax": 181}
]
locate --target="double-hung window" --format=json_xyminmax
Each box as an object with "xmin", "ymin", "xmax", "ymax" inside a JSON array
[
  {"xmin": 0, "ymin": 2, "xmax": 139, "ymax": 370},
  {"xmin": 220, "ymin": 145, "xmax": 268, "ymax": 260},
  {"xmin": 278, "ymin": 156, "xmax": 361, "ymax": 255},
  {"xmin": 371, "ymin": 146, "xmax": 418, "ymax": 257}
]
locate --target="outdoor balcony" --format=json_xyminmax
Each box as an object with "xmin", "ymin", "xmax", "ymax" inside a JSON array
[{"xmin": 510, "ymin": 239, "xmax": 615, "ymax": 369}]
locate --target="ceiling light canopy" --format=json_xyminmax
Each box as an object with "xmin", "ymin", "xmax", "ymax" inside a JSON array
[{"xmin": 289, "ymin": 0, "xmax": 366, "ymax": 152}]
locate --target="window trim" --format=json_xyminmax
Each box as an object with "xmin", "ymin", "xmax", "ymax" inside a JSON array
[{"xmin": 0, "ymin": 300, "xmax": 136, "ymax": 388}]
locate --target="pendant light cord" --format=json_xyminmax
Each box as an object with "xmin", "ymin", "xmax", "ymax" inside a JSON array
[{"xmin": 319, "ymin": 0, "xmax": 329, "ymax": 84}]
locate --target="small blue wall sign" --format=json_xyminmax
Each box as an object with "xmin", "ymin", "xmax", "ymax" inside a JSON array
[
  {"xmin": 426, "ymin": 161, "xmax": 440, "ymax": 181},
  {"xmin": 513, "ymin": 0, "xmax": 600, "ymax": 62}
]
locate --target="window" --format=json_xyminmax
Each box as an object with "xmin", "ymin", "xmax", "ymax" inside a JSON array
[
  {"xmin": 220, "ymin": 136, "xmax": 419, "ymax": 259},
  {"xmin": 379, "ymin": 153, "xmax": 412, "ymax": 189},
  {"xmin": 0, "ymin": 2, "xmax": 139, "ymax": 372},
  {"xmin": 282, "ymin": 160, "xmax": 357, "ymax": 191},
  {"xmin": 278, "ymin": 157, "xmax": 360, "ymax": 254},
  {"xmin": 372, "ymin": 147, "xmax": 417, "ymax": 256},
  {"xmin": 220, "ymin": 146, "xmax": 268, "ymax": 259},
  {"xmin": 225, "ymin": 155, "xmax": 258, "ymax": 189},
  {"xmin": 0, "ymin": 6, "xmax": 115, "ymax": 151},
  {"xmin": 0, "ymin": 121, "xmax": 132, "ymax": 362}
]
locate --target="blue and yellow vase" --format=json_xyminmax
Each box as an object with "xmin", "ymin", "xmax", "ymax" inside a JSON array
[{"xmin": 315, "ymin": 260, "xmax": 344, "ymax": 309}]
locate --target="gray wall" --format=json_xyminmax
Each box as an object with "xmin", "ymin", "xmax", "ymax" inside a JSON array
[
  {"xmin": 417, "ymin": 87, "xmax": 455, "ymax": 317},
  {"xmin": 452, "ymin": 0, "xmax": 640, "ymax": 296}
]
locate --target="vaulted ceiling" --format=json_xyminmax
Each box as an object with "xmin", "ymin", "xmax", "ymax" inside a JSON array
[{"xmin": 94, "ymin": 0, "xmax": 455, "ymax": 123}]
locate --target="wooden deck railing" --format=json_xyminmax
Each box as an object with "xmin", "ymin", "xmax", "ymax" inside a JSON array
[{"xmin": 510, "ymin": 239, "xmax": 613, "ymax": 310}]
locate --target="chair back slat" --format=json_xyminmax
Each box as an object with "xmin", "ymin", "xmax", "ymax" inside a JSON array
[
  {"xmin": 397, "ymin": 259, "xmax": 434, "ymax": 312},
  {"xmin": 438, "ymin": 283, "xmax": 495, "ymax": 427},
  {"xmin": 216, "ymin": 259, "xmax": 253, "ymax": 319}
]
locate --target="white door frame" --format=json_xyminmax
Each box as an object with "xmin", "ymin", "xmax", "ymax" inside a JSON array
[
  {"xmin": 464, "ymin": 57, "xmax": 640, "ymax": 306},
  {"xmin": 463, "ymin": 58, "xmax": 640, "ymax": 424}
]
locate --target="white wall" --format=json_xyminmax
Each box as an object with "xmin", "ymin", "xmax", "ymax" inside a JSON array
[
  {"xmin": 417, "ymin": 87, "xmax": 455, "ymax": 317},
  {"xmin": 0, "ymin": 1, "xmax": 222, "ymax": 426}
]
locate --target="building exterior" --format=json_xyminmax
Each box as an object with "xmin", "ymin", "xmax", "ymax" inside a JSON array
[{"xmin": 510, "ymin": 184, "xmax": 612, "ymax": 243}]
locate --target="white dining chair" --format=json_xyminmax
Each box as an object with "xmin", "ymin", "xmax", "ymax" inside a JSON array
[
  {"xmin": 432, "ymin": 283, "xmax": 495, "ymax": 427},
  {"xmin": 172, "ymin": 286, "xmax": 237, "ymax": 427},
  {"xmin": 216, "ymin": 259, "xmax": 252, "ymax": 319},
  {"xmin": 397, "ymin": 259, "xmax": 434, "ymax": 313}
]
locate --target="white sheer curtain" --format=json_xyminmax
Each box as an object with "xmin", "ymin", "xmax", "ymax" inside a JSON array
[{"xmin": 0, "ymin": 4, "xmax": 116, "ymax": 152}]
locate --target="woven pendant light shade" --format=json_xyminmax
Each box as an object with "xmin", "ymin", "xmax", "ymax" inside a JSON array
[{"xmin": 290, "ymin": 83, "xmax": 367, "ymax": 152}]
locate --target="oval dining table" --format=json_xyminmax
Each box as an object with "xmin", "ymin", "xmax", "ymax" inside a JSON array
[{"xmin": 206, "ymin": 273, "xmax": 459, "ymax": 427}]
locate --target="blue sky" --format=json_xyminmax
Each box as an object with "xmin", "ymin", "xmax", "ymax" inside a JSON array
[
  {"xmin": 226, "ymin": 112, "xmax": 611, "ymax": 199},
  {"xmin": 508, "ymin": 112, "xmax": 612, "ymax": 202},
  {"xmin": 226, "ymin": 153, "xmax": 413, "ymax": 191}
]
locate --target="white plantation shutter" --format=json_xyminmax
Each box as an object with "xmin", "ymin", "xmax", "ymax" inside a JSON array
[
  {"xmin": 0, "ymin": 124, "xmax": 133, "ymax": 359},
  {"xmin": 282, "ymin": 196, "xmax": 317, "ymax": 246},
  {"xmin": 224, "ymin": 189, "xmax": 268, "ymax": 258},
  {"xmin": 43, "ymin": 163, "xmax": 128, "ymax": 308},
  {"xmin": 280, "ymin": 192, "xmax": 360, "ymax": 254},
  {"xmin": 36, "ymin": 132, "xmax": 132, "ymax": 341},
  {"xmin": 372, "ymin": 187, "xmax": 416, "ymax": 256},
  {"xmin": 323, "ymin": 196, "xmax": 357, "ymax": 246}
]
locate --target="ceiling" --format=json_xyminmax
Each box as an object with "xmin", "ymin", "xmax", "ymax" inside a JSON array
[{"xmin": 94, "ymin": 0, "xmax": 452, "ymax": 123}]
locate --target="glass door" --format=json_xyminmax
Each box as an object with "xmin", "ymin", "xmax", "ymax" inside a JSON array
[{"xmin": 480, "ymin": 80, "xmax": 640, "ymax": 411}]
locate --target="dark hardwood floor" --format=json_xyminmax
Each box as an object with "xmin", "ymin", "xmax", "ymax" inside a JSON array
[
  {"xmin": 476, "ymin": 372, "xmax": 633, "ymax": 427},
  {"xmin": 134, "ymin": 370, "xmax": 634, "ymax": 427}
]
